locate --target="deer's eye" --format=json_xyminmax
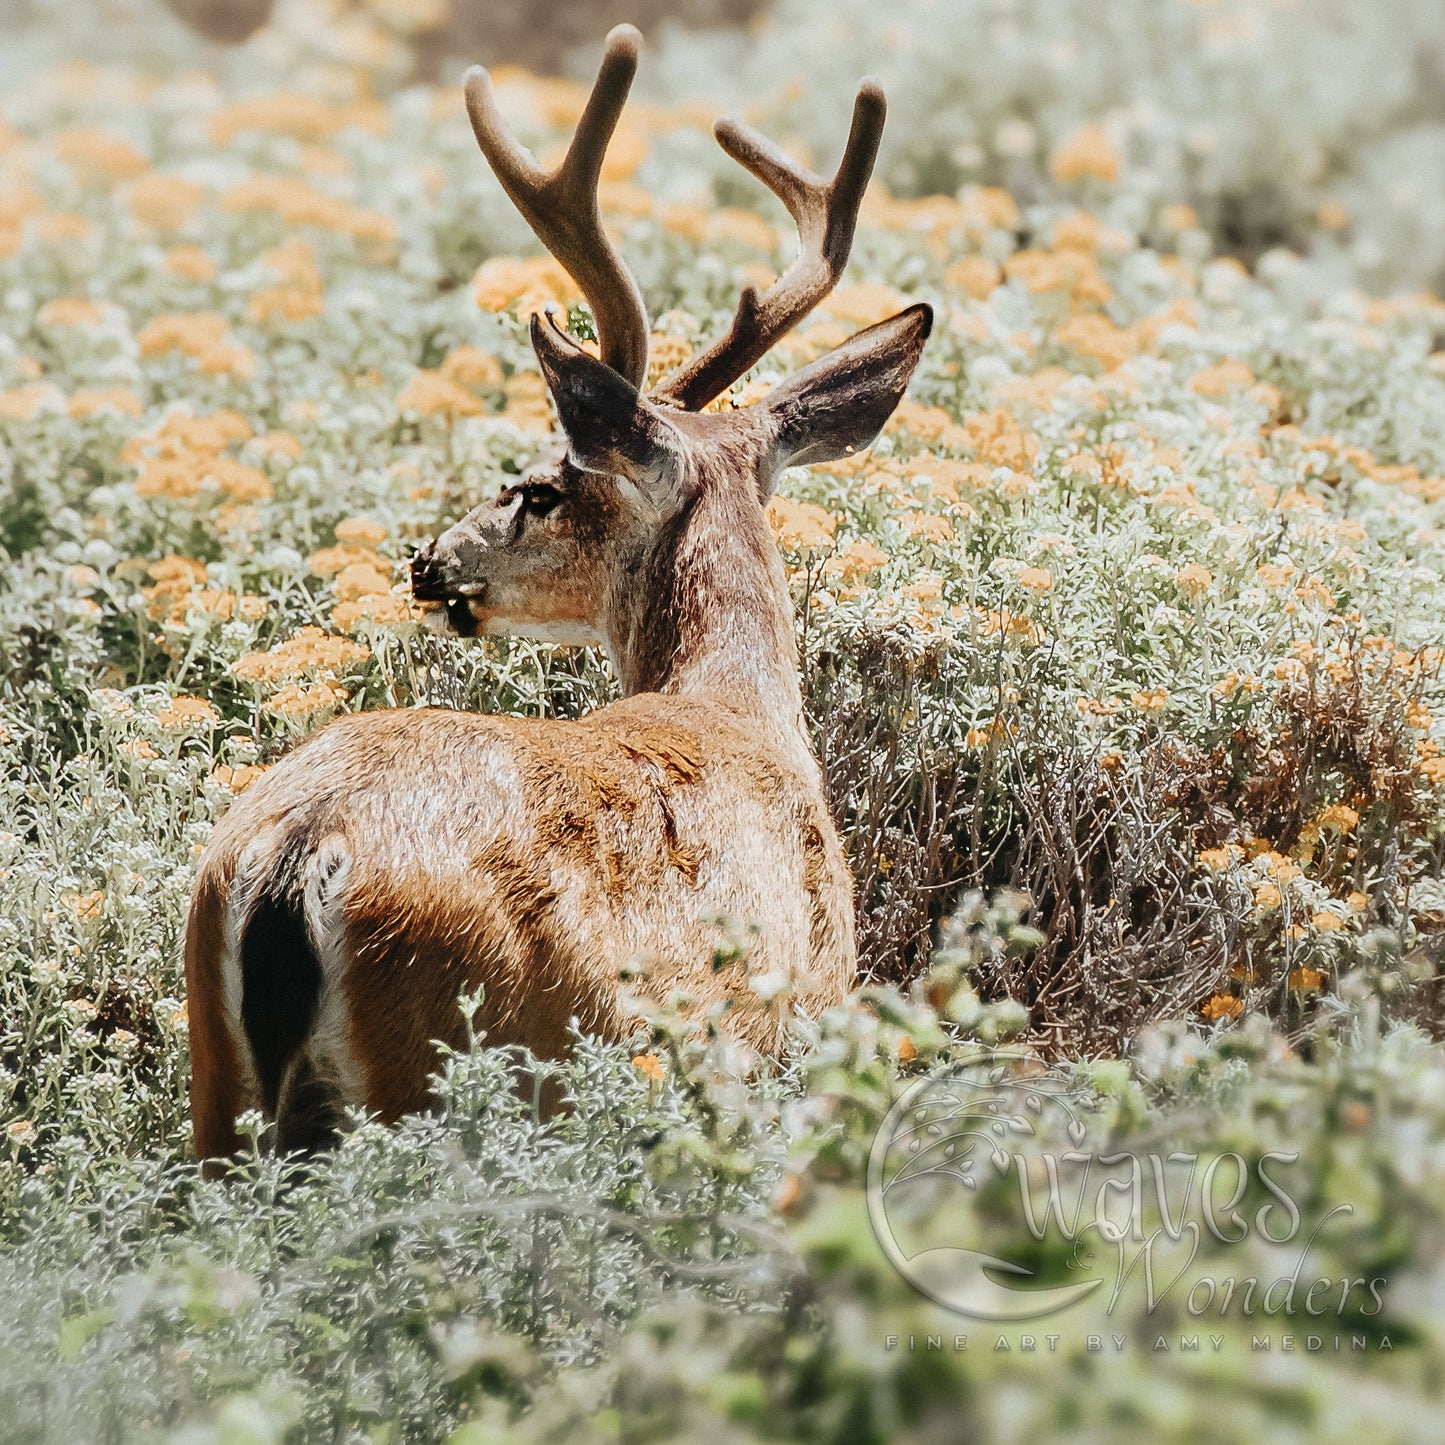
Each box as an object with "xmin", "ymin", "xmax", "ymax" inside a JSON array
[{"xmin": 519, "ymin": 483, "xmax": 563, "ymax": 518}]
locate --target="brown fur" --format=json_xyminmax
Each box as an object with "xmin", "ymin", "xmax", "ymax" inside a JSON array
[
  {"xmin": 183, "ymin": 53, "xmax": 932, "ymax": 1161},
  {"xmin": 183, "ymin": 862, "xmax": 243, "ymax": 1171},
  {"xmin": 190, "ymin": 695, "xmax": 854, "ymax": 1136}
]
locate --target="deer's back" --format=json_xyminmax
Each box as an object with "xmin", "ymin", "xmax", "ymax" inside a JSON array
[{"xmin": 190, "ymin": 696, "xmax": 854, "ymax": 1123}]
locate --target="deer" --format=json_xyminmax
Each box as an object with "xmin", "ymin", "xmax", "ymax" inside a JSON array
[
  {"xmin": 163, "ymin": 0, "xmax": 276, "ymax": 46},
  {"xmin": 159, "ymin": 0, "xmax": 769, "ymax": 79},
  {"xmin": 184, "ymin": 23, "xmax": 932, "ymax": 1164}
]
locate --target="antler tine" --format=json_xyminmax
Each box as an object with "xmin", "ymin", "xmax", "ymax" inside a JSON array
[
  {"xmin": 654, "ymin": 80, "xmax": 887, "ymax": 412},
  {"xmin": 463, "ymin": 24, "xmax": 651, "ymax": 388}
]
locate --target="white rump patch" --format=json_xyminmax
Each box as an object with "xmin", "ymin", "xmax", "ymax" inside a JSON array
[
  {"xmin": 220, "ymin": 828, "xmax": 280, "ymax": 1101},
  {"xmin": 301, "ymin": 834, "xmax": 366, "ymax": 1106}
]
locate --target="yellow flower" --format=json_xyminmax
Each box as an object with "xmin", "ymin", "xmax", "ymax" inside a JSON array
[
  {"xmin": 68, "ymin": 388, "xmax": 143, "ymax": 419},
  {"xmin": 958, "ymin": 185, "xmax": 1021, "ymax": 232},
  {"xmin": 439, "ymin": 345, "xmax": 504, "ymax": 391},
  {"xmin": 1197, "ymin": 845, "xmax": 1241, "ymax": 871},
  {"xmin": 92, "ymin": 688, "xmax": 135, "ymax": 720},
  {"xmin": 309, "ymin": 542, "xmax": 385, "ymax": 576},
  {"xmin": 35, "ymin": 212, "xmax": 90, "ymax": 244},
  {"xmin": 1201, "ymin": 993, "xmax": 1243, "ymax": 1022},
  {"xmin": 221, "ymin": 176, "xmax": 396, "ymax": 254},
  {"xmin": 1054, "ymin": 209, "xmax": 1102, "ymax": 251},
  {"xmin": 963, "ymin": 409, "xmax": 1039, "ymax": 470},
  {"xmin": 334, "ymin": 561, "xmax": 394, "ymax": 602},
  {"xmin": 232, "ymin": 627, "xmax": 369, "ymax": 684},
  {"xmin": 164, "ymin": 246, "xmax": 216, "ymax": 283},
  {"xmin": 1315, "ymin": 804, "xmax": 1359, "ymax": 834},
  {"xmin": 903, "ymin": 573, "xmax": 945, "ymax": 607},
  {"xmin": 472, "ymin": 255, "xmax": 579, "ymax": 314},
  {"xmin": 904, "ymin": 512, "xmax": 955, "ymax": 544},
  {"xmin": 210, "ymin": 94, "xmax": 387, "ymax": 146},
  {"xmin": 1190, "ymin": 360, "xmax": 1256, "ymax": 396},
  {"xmin": 644, "ymin": 332, "xmax": 694, "ymax": 389},
  {"xmin": 765, "ymin": 496, "xmax": 837, "ymax": 551},
  {"xmin": 631, "ymin": 1052, "xmax": 665, "ymax": 1083},
  {"xmin": 1017, "ymin": 565, "xmax": 1053, "ymax": 593},
  {"xmin": 263, "ymin": 681, "xmax": 350, "ymax": 717},
  {"xmin": 502, "ymin": 373, "xmax": 554, "ymax": 433},
  {"xmin": 38, "ymin": 297, "xmax": 104, "ymax": 328},
  {"xmin": 1288, "ymin": 967, "xmax": 1325, "ymax": 992},
  {"xmin": 208, "ymin": 763, "xmax": 269, "ymax": 794},
  {"xmin": 1130, "ymin": 688, "xmax": 1170, "ymax": 711},
  {"xmin": 247, "ymin": 241, "xmax": 326, "ymax": 326},
  {"xmin": 335, "ymin": 517, "xmax": 389, "ymax": 549},
  {"xmin": 1258, "ymin": 852, "xmax": 1301, "ymax": 883},
  {"xmin": 822, "ymin": 283, "xmax": 908, "ymax": 327},
  {"xmin": 1049, "ymin": 123, "xmax": 1121, "ymax": 185},
  {"xmin": 252, "ymin": 432, "xmax": 304, "ymax": 461},
  {"xmin": 154, "ymin": 696, "xmax": 219, "ymax": 730},
  {"xmin": 0, "ymin": 383, "xmax": 64, "ymax": 420},
  {"xmin": 1256, "ymin": 562, "xmax": 1295, "ymax": 588},
  {"xmin": 823, "ymin": 539, "xmax": 890, "ymax": 584},
  {"xmin": 1160, "ymin": 203, "xmax": 1200, "ymax": 232},
  {"xmin": 1054, "ymin": 314, "xmax": 1135, "ymax": 370},
  {"xmin": 1174, "ymin": 563, "xmax": 1213, "ymax": 599},
  {"xmin": 54, "ymin": 126, "xmax": 147, "ymax": 183},
  {"xmin": 965, "ymin": 719, "xmax": 1009, "ymax": 749},
  {"xmin": 706, "ymin": 207, "xmax": 777, "ymax": 251},
  {"xmin": 398, "ymin": 371, "xmax": 486, "ymax": 418},
  {"xmin": 331, "ymin": 594, "xmax": 412, "ymax": 632},
  {"xmin": 59, "ymin": 890, "xmax": 105, "ymax": 919},
  {"xmin": 135, "ymin": 454, "xmax": 272, "ymax": 503},
  {"xmin": 136, "ymin": 310, "xmax": 229, "ymax": 358},
  {"xmin": 945, "ymin": 254, "xmax": 1001, "ymax": 299},
  {"xmin": 127, "ymin": 173, "xmax": 206, "ymax": 232}
]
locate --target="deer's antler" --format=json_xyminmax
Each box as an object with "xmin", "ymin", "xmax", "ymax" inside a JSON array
[
  {"xmin": 654, "ymin": 81, "xmax": 886, "ymax": 412},
  {"xmin": 464, "ymin": 25, "xmax": 651, "ymax": 389}
]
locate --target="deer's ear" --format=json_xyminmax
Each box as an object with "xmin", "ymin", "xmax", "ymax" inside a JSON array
[
  {"xmin": 531, "ymin": 312, "xmax": 688, "ymax": 512},
  {"xmin": 755, "ymin": 303, "xmax": 933, "ymax": 495}
]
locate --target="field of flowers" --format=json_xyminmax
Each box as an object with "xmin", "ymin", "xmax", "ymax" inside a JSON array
[{"xmin": 1, "ymin": 0, "xmax": 1445, "ymax": 1439}]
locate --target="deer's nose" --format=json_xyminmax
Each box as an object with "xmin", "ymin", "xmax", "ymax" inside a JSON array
[{"xmin": 410, "ymin": 539, "xmax": 446, "ymax": 600}]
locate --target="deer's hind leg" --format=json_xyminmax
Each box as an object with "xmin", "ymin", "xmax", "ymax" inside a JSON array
[{"xmin": 184, "ymin": 868, "xmax": 248, "ymax": 1174}]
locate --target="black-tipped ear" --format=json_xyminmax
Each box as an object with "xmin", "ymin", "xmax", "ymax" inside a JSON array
[
  {"xmin": 756, "ymin": 303, "xmax": 933, "ymax": 495},
  {"xmin": 530, "ymin": 312, "xmax": 687, "ymax": 510}
]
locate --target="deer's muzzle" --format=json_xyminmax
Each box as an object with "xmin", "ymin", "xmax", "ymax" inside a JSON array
[{"xmin": 410, "ymin": 540, "xmax": 482, "ymax": 637}]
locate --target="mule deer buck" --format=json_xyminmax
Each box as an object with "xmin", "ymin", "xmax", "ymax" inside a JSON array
[{"xmin": 185, "ymin": 24, "xmax": 932, "ymax": 1162}]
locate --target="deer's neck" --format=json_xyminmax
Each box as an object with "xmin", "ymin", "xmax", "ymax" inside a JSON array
[{"xmin": 603, "ymin": 486, "xmax": 812, "ymax": 760}]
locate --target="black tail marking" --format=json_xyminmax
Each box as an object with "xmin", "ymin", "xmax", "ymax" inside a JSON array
[
  {"xmin": 239, "ymin": 885, "xmax": 320, "ymax": 1118},
  {"xmin": 275, "ymin": 1053, "xmax": 345, "ymax": 1155},
  {"xmin": 238, "ymin": 868, "xmax": 340, "ymax": 1153}
]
